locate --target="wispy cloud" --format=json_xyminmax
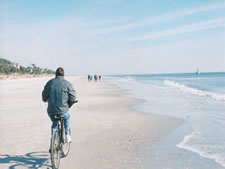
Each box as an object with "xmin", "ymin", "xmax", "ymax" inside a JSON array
[
  {"xmin": 164, "ymin": 2, "xmax": 225, "ymax": 20},
  {"xmin": 94, "ymin": 2, "xmax": 225, "ymax": 34},
  {"xmin": 129, "ymin": 18, "xmax": 225, "ymax": 42}
]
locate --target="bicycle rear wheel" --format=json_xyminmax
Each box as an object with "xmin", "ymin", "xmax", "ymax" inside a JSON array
[
  {"xmin": 61, "ymin": 129, "xmax": 71, "ymax": 157},
  {"xmin": 50, "ymin": 130, "xmax": 61, "ymax": 169}
]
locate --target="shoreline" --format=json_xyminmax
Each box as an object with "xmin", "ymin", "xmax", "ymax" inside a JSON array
[
  {"xmin": 104, "ymin": 76, "xmax": 225, "ymax": 169},
  {"xmin": 103, "ymin": 79, "xmax": 186, "ymax": 164},
  {"xmin": 0, "ymin": 76, "xmax": 183, "ymax": 169}
]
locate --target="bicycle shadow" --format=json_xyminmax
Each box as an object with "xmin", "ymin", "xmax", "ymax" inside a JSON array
[{"xmin": 0, "ymin": 151, "xmax": 52, "ymax": 169}]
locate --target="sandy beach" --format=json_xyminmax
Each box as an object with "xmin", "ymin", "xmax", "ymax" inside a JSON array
[{"xmin": 0, "ymin": 76, "xmax": 182, "ymax": 169}]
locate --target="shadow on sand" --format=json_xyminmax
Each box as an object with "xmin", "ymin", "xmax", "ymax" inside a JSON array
[{"xmin": 0, "ymin": 151, "xmax": 51, "ymax": 169}]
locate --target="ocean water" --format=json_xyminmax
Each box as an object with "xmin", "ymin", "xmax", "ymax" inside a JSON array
[{"xmin": 106, "ymin": 72, "xmax": 225, "ymax": 169}]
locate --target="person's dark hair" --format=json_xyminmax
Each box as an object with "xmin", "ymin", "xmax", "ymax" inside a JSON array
[{"xmin": 56, "ymin": 67, "xmax": 64, "ymax": 77}]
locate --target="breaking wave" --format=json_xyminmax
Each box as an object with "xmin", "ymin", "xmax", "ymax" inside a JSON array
[
  {"xmin": 177, "ymin": 132, "xmax": 225, "ymax": 168},
  {"xmin": 164, "ymin": 80, "xmax": 225, "ymax": 102}
]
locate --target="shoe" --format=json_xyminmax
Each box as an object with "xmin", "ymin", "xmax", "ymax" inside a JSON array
[{"xmin": 66, "ymin": 135, "xmax": 72, "ymax": 143}]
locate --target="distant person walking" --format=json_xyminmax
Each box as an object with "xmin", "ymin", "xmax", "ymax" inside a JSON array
[
  {"xmin": 94, "ymin": 74, "xmax": 98, "ymax": 81},
  {"xmin": 42, "ymin": 67, "xmax": 76, "ymax": 143},
  {"xmin": 99, "ymin": 75, "xmax": 102, "ymax": 81}
]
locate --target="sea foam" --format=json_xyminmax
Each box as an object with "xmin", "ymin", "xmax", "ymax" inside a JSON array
[
  {"xmin": 164, "ymin": 80, "xmax": 225, "ymax": 102},
  {"xmin": 177, "ymin": 132, "xmax": 225, "ymax": 168}
]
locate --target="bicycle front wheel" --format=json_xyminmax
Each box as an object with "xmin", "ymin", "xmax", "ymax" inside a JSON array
[
  {"xmin": 61, "ymin": 129, "xmax": 71, "ymax": 157},
  {"xmin": 50, "ymin": 130, "xmax": 61, "ymax": 169}
]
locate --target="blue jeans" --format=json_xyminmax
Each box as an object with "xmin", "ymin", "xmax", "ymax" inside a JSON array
[{"xmin": 49, "ymin": 112, "xmax": 70, "ymax": 135}]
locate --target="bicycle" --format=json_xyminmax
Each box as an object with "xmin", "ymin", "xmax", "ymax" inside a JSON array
[{"xmin": 50, "ymin": 100, "xmax": 78, "ymax": 169}]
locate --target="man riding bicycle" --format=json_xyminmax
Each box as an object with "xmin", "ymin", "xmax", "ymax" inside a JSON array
[{"xmin": 42, "ymin": 67, "xmax": 76, "ymax": 143}]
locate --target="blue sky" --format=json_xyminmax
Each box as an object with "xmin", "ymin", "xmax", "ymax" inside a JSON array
[{"xmin": 0, "ymin": 0, "xmax": 225, "ymax": 75}]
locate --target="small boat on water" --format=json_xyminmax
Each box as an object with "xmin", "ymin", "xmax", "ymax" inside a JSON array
[{"xmin": 196, "ymin": 68, "xmax": 200, "ymax": 75}]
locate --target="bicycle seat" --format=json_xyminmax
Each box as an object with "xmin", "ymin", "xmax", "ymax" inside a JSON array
[{"xmin": 53, "ymin": 114, "xmax": 64, "ymax": 120}]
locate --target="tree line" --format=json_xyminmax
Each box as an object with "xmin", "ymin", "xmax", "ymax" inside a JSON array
[{"xmin": 0, "ymin": 58, "xmax": 55, "ymax": 75}]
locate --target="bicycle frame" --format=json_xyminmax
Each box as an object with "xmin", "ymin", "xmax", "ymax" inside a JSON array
[{"xmin": 56, "ymin": 117, "xmax": 65, "ymax": 149}]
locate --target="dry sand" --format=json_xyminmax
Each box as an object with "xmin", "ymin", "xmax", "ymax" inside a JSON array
[
  {"xmin": 0, "ymin": 74, "xmax": 53, "ymax": 80},
  {"xmin": 0, "ymin": 76, "xmax": 182, "ymax": 169}
]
